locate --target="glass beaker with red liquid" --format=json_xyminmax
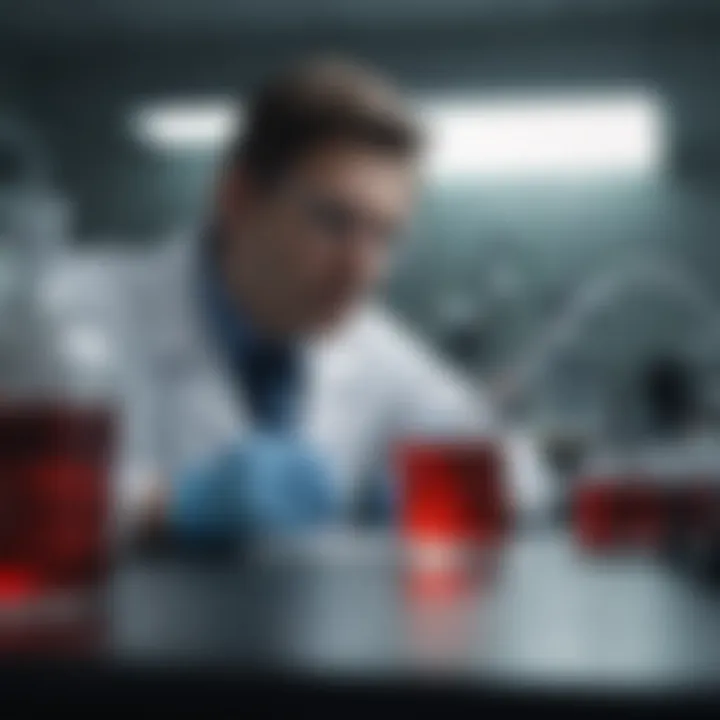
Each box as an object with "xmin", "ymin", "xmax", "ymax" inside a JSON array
[
  {"xmin": 396, "ymin": 438, "xmax": 510, "ymax": 548},
  {"xmin": 574, "ymin": 468, "xmax": 670, "ymax": 553},
  {"xmin": 0, "ymin": 400, "xmax": 114, "ymax": 608}
]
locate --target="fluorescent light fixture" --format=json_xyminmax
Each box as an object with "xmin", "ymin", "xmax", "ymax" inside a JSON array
[
  {"xmin": 420, "ymin": 91, "xmax": 666, "ymax": 180},
  {"xmin": 131, "ymin": 100, "xmax": 243, "ymax": 150},
  {"xmin": 131, "ymin": 91, "xmax": 665, "ymax": 177}
]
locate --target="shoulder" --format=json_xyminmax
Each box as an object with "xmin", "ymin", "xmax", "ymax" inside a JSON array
[
  {"xmin": 338, "ymin": 304, "xmax": 494, "ymax": 433},
  {"xmin": 123, "ymin": 234, "xmax": 190, "ymax": 310},
  {"xmin": 341, "ymin": 304, "xmax": 431, "ymax": 360},
  {"xmin": 346, "ymin": 304, "xmax": 463, "ymax": 383},
  {"xmin": 113, "ymin": 234, "xmax": 201, "ymax": 353}
]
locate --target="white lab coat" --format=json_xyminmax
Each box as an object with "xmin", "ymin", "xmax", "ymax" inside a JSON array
[{"xmin": 108, "ymin": 235, "xmax": 549, "ymax": 525}]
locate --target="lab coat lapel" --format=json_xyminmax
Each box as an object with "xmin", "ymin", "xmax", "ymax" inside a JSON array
[
  {"xmin": 150, "ymin": 236, "xmax": 251, "ymax": 467},
  {"xmin": 299, "ymin": 311, "xmax": 379, "ymax": 503},
  {"xmin": 152, "ymin": 236, "xmax": 375, "ymax": 499}
]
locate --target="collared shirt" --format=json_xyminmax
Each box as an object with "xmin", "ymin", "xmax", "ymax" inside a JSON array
[{"xmin": 198, "ymin": 241, "xmax": 303, "ymax": 433}]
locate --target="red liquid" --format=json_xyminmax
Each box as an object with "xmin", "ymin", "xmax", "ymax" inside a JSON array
[
  {"xmin": 617, "ymin": 481, "xmax": 667, "ymax": 548},
  {"xmin": 574, "ymin": 478, "xmax": 671, "ymax": 551},
  {"xmin": 396, "ymin": 439, "xmax": 510, "ymax": 546},
  {"xmin": 574, "ymin": 480, "xmax": 617, "ymax": 550},
  {"xmin": 0, "ymin": 401, "xmax": 114, "ymax": 600}
]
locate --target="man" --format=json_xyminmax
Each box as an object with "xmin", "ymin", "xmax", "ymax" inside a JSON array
[{"xmin": 117, "ymin": 58, "xmax": 503, "ymax": 541}]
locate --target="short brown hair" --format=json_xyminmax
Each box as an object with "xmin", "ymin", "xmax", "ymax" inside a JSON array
[{"xmin": 233, "ymin": 58, "xmax": 422, "ymax": 185}]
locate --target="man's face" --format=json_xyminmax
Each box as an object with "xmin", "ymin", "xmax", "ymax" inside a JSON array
[{"xmin": 223, "ymin": 140, "xmax": 416, "ymax": 336}]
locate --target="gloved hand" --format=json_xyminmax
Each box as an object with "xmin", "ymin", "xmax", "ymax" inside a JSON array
[{"xmin": 168, "ymin": 433, "xmax": 339, "ymax": 542}]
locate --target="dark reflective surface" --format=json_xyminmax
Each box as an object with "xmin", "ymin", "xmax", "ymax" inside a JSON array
[{"xmin": 109, "ymin": 529, "xmax": 720, "ymax": 690}]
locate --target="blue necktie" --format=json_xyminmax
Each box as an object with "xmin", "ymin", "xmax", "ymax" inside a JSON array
[{"xmin": 238, "ymin": 342, "xmax": 302, "ymax": 432}]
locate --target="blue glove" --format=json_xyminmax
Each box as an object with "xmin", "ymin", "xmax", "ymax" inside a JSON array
[{"xmin": 169, "ymin": 433, "xmax": 339, "ymax": 542}]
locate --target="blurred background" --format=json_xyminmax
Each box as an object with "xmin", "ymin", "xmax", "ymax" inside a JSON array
[
  {"xmin": 4, "ymin": 0, "xmax": 720, "ymax": 446},
  {"xmin": 3, "ymin": 0, "xmax": 720, "ymax": 699}
]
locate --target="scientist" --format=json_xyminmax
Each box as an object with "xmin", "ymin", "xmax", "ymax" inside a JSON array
[{"xmin": 117, "ymin": 58, "xmax": 533, "ymax": 542}]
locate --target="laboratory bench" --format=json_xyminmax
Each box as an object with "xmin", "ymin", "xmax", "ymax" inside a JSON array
[{"xmin": 2, "ymin": 528, "xmax": 720, "ymax": 710}]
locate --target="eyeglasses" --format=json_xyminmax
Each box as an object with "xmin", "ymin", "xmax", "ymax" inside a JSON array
[{"xmin": 286, "ymin": 187, "xmax": 404, "ymax": 248}]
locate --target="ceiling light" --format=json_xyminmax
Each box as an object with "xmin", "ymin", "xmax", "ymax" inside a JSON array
[
  {"xmin": 131, "ymin": 100, "xmax": 242, "ymax": 150},
  {"xmin": 420, "ymin": 91, "xmax": 666, "ymax": 180}
]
